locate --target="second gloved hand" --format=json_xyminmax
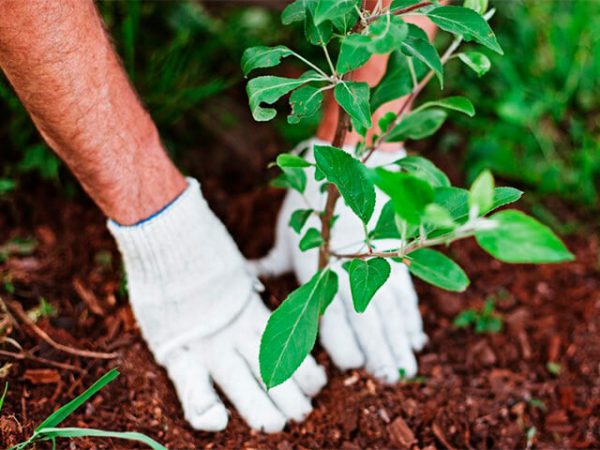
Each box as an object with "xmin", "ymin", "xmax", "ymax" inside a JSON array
[{"xmin": 252, "ymin": 138, "xmax": 428, "ymax": 383}]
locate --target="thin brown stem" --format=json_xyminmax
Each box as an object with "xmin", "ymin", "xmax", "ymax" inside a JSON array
[
  {"xmin": 367, "ymin": 1, "xmax": 432, "ymax": 23},
  {"xmin": 7, "ymin": 300, "xmax": 119, "ymax": 360}
]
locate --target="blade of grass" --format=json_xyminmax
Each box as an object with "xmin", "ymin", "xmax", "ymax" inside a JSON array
[
  {"xmin": 0, "ymin": 382, "xmax": 8, "ymax": 412},
  {"xmin": 36, "ymin": 427, "xmax": 167, "ymax": 450},
  {"xmin": 35, "ymin": 368, "xmax": 119, "ymax": 431}
]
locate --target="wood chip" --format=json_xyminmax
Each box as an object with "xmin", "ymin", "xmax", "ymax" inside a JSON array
[
  {"xmin": 23, "ymin": 368, "xmax": 60, "ymax": 384},
  {"xmin": 388, "ymin": 416, "xmax": 416, "ymax": 449},
  {"xmin": 73, "ymin": 278, "xmax": 105, "ymax": 316}
]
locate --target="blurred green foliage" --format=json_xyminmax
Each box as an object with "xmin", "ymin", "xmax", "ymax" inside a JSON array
[
  {"xmin": 0, "ymin": 0, "xmax": 597, "ymax": 216},
  {"xmin": 442, "ymin": 0, "xmax": 600, "ymax": 210}
]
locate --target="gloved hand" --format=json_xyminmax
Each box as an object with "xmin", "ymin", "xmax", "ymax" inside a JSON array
[
  {"xmin": 252, "ymin": 138, "xmax": 428, "ymax": 383},
  {"xmin": 108, "ymin": 178, "xmax": 326, "ymax": 433}
]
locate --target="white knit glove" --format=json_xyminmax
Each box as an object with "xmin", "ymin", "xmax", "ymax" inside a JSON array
[
  {"xmin": 252, "ymin": 139, "xmax": 428, "ymax": 383},
  {"xmin": 108, "ymin": 178, "xmax": 326, "ymax": 433}
]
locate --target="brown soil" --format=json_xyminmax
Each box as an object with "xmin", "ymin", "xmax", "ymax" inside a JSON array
[{"xmin": 0, "ymin": 144, "xmax": 599, "ymax": 449}]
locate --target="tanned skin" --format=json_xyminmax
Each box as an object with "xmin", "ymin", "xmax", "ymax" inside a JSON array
[
  {"xmin": 0, "ymin": 0, "xmax": 187, "ymax": 225},
  {"xmin": 0, "ymin": 1, "xmax": 436, "ymax": 224}
]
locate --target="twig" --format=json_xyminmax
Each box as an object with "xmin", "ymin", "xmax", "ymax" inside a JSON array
[
  {"xmin": 367, "ymin": 1, "xmax": 432, "ymax": 23},
  {"xmin": 6, "ymin": 301, "xmax": 118, "ymax": 360},
  {"xmin": 0, "ymin": 349, "xmax": 82, "ymax": 372}
]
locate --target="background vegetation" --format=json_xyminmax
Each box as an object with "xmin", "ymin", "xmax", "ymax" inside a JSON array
[{"xmin": 0, "ymin": 0, "xmax": 597, "ymax": 218}]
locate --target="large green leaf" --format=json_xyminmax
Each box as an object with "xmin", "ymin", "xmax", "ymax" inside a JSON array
[
  {"xmin": 427, "ymin": 6, "xmax": 503, "ymax": 54},
  {"xmin": 457, "ymin": 51, "xmax": 491, "ymax": 77},
  {"xmin": 247, "ymin": 71, "xmax": 321, "ymax": 121},
  {"xmin": 314, "ymin": 0, "xmax": 358, "ymax": 25},
  {"xmin": 241, "ymin": 45, "xmax": 293, "ymax": 76},
  {"xmin": 469, "ymin": 169, "xmax": 495, "ymax": 214},
  {"xmin": 370, "ymin": 51, "xmax": 414, "ymax": 111},
  {"xmin": 343, "ymin": 258, "xmax": 391, "ymax": 313},
  {"xmin": 368, "ymin": 14, "xmax": 408, "ymax": 54},
  {"xmin": 385, "ymin": 108, "xmax": 447, "ymax": 142},
  {"xmin": 414, "ymin": 96, "xmax": 475, "ymax": 117},
  {"xmin": 400, "ymin": 24, "xmax": 443, "ymax": 86},
  {"xmin": 334, "ymin": 81, "xmax": 372, "ymax": 130},
  {"xmin": 407, "ymin": 248, "xmax": 470, "ymax": 291},
  {"xmin": 336, "ymin": 34, "xmax": 372, "ymax": 75},
  {"xmin": 370, "ymin": 168, "xmax": 434, "ymax": 225},
  {"xmin": 475, "ymin": 210, "xmax": 574, "ymax": 263},
  {"xmin": 288, "ymin": 85, "xmax": 324, "ymax": 124},
  {"xmin": 314, "ymin": 145, "xmax": 376, "ymax": 224},
  {"xmin": 260, "ymin": 269, "xmax": 338, "ymax": 388},
  {"xmin": 433, "ymin": 186, "xmax": 523, "ymax": 226},
  {"xmin": 394, "ymin": 155, "xmax": 451, "ymax": 187}
]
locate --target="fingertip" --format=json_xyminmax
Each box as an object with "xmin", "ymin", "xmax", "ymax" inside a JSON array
[{"xmin": 189, "ymin": 402, "xmax": 229, "ymax": 432}]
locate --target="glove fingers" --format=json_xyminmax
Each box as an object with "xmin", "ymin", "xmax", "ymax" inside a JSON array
[
  {"xmin": 338, "ymin": 281, "xmax": 399, "ymax": 383},
  {"xmin": 209, "ymin": 349, "xmax": 286, "ymax": 433},
  {"xmin": 237, "ymin": 337, "xmax": 313, "ymax": 422},
  {"xmin": 319, "ymin": 296, "xmax": 365, "ymax": 370},
  {"xmin": 388, "ymin": 265, "xmax": 428, "ymax": 351},
  {"xmin": 292, "ymin": 354, "xmax": 327, "ymax": 398},
  {"xmin": 373, "ymin": 290, "xmax": 418, "ymax": 378},
  {"xmin": 163, "ymin": 348, "xmax": 228, "ymax": 431}
]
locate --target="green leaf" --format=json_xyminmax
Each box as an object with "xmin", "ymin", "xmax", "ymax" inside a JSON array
[
  {"xmin": 260, "ymin": 269, "xmax": 338, "ymax": 388},
  {"xmin": 336, "ymin": 34, "xmax": 372, "ymax": 75},
  {"xmin": 463, "ymin": 0, "xmax": 488, "ymax": 14},
  {"xmin": 386, "ymin": 108, "xmax": 447, "ymax": 142},
  {"xmin": 378, "ymin": 112, "xmax": 397, "ymax": 133},
  {"xmin": 241, "ymin": 45, "xmax": 293, "ymax": 76},
  {"xmin": 407, "ymin": 248, "xmax": 470, "ymax": 291},
  {"xmin": 475, "ymin": 210, "xmax": 574, "ymax": 263},
  {"xmin": 0, "ymin": 178, "xmax": 16, "ymax": 195},
  {"xmin": 368, "ymin": 14, "xmax": 408, "ymax": 54},
  {"xmin": 314, "ymin": 145, "xmax": 376, "ymax": 223},
  {"xmin": 276, "ymin": 153, "xmax": 312, "ymax": 168},
  {"xmin": 35, "ymin": 428, "xmax": 166, "ymax": 450},
  {"xmin": 282, "ymin": 0, "xmax": 305, "ymax": 24},
  {"xmin": 400, "ymin": 24, "xmax": 443, "ymax": 86},
  {"xmin": 370, "ymin": 51, "xmax": 413, "ymax": 111},
  {"xmin": 370, "ymin": 168, "xmax": 434, "ymax": 225},
  {"xmin": 289, "ymin": 209, "xmax": 313, "ymax": 234},
  {"xmin": 271, "ymin": 167, "xmax": 307, "ymax": 194},
  {"xmin": 369, "ymin": 201, "xmax": 401, "ymax": 240},
  {"xmin": 453, "ymin": 309, "xmax": 478, "ymax": 328},
  {"xmin": 433, "ymin": 186, "xmax": 470, "ymax": 224},
  {"xmin": 299, "ymin": 227, "xmax": 323, "ymax": 251},
  {"xmin": 288, "ymin": 85, "xmax": 324, "ymax": 124},
  {"xmin": 423, "ymin": 203, "xmax": 456, "ymax": 228},
  {"xmin": 314, "ymin": 0, "xmax": 357, "ymax": 25},
  {"xmin": 469, "ymin": 169, "xmax": 494, "ymax": 214},
  {"xmin": 247, "ymin": 71, "xmax": 321, "ymax": 122},
  {"xmin": 334, "ymin": 81, "xmax": 372, "ymax": 130},
  {"xmin": 414, "ymin": 96, "xmax": 475, "ymax": 117},
  {"xmin": 343, "ymin": 258, "xmax": 391, "ymax": 313},
  {"xmin": 489, "ymin": 187, "xmax": 522, "ymax": 212},
  {"xmin": 391, "ymin": 0, "xmax": 422, "ymax": 11},
  {"xmin": 394, "ymin": 155, "xmax": 451, "ymax": 187},
  {"xmin": 457, "ymin": 51, "xmax": 491, "ymax": 77},
  {"xmin": 305, "ymin": 1, "xmax": 333, "ymax": 46},
  {"xmin": 36, "ymin": 368, "xmax": 120, "ymax": 431},
  {"xmin": 427, "ymin": 6, "xmax": 503, "ymax": 55}
]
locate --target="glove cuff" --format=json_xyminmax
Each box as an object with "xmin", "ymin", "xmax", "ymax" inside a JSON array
[{"xmin": 108, "ymin": 177, "xmax": 255, "ymax": 360}]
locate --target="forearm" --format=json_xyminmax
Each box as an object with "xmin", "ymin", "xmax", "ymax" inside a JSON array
[{"xmin": 0, "ymin": 0, "xmax": 186, "ymax": 224}]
